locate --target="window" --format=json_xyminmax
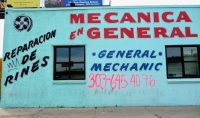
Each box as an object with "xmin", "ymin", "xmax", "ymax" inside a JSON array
[
  {"xmin": 54, "ymin": 46, "xmax": 85, "ymax": 80},
  {"xmin": 166, "ymin": 45, "xmax": 200, "ymax": 78}
]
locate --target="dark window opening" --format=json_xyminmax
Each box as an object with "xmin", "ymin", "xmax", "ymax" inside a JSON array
[
  {"xmin": 166, "ymin": 45, "xmax": 200, "ymax": 79},
  {"xmin": 54, "ymin": 46, "xmax": 85, "ymax": 80}
]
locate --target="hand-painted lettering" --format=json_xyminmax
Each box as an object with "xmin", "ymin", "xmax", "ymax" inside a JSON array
[
  {"xmin": 70, "ymin": 11, "xmax": 192, "ymax": 24},
  {"xmin": 21, "ymin": 50, "xmax": 37, "ymax": 65},
  {"xmin": 4, "ymin": 55, "xmax": 50, "ymax": 86},
  {"xmin": 91, "ymin": 49, "xmax": 162, "ymax": 72},
  {"xmin": 3, "ymin": 30, "xmax": 56, "ymax": 62},
  {"xmin": 104, "ymin": 12, "xmax": 118, "ymax": 23},
  {"xmin": 88, "ymin": 13, "xmax": 101, "ymax": 23},
  {"xmin": 87, "ymin": 27, "xmax": 100, "ymax": 39},
  {"xmin": 97, "ymin": 49, "xmax": 157, "ymax": 59},
  {"xmin": 69, "ymin": 11, "xmax": 198, "ymax": 40},
  {"xmin": 88, "ymin": 73, "xmax": 156, "ymax": 90},
  {"xmin": 70, "ymin": 13, "xmax": 84, "ymax": 24},
  {"xmin": 69, "ymin": 27, "xmax": 84, "ymax": 40}
]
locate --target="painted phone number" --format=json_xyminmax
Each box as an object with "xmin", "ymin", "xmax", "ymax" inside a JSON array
[{"xmin": 88, "ymin": 73, "xmax": 156, "ymax": 90}]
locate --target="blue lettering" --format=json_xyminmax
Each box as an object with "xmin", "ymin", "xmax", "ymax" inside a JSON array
[
  {"xmin": 113, "ymin": 63, "xmax": 119, "ymax": 71},
  {"xmin": 106, "ymin": 50, "xmax": 115, "ymax": 58},
  {"xmin": 91, "ymin": 63, "xmax": 102, "ymax": 71},
  {"xmin": 98, "ymin": 50, "xmax": 107, "ymax": 58},
  {"xmin": 141, "ymin": 50, "xmax": 149, "ymax": 58},
  {"xmin": 104, "ymin": 63, "xmax": 112, "ymax": 71},
  {"xmin": 150, "ymin": 50, "xmax": 156, "ymax": 58},
  {"xmin": 126, "ymin": 50, "xmax": 133, "ymax": 58},
  {"xmin": 139, "ymin": 63, "xmax": 149, "ymax": 71},
  {"xmin": 130, "ymin": 63, "xmax": 138, "ymax": 71},
  {"xmin": 155, "ymin": 63, "xmax": 162, "ymax": 71},
  {"xmin": 120, "ymin": 63, "xmax": 129, "ymax": 71},
  {"xmin": 148, "ymin": 63, "xmax": 154, "ymax": 70},
  {"xmin": 116, "ymin": 50, "xmax": 125, "ymax": 58},
  {"xmin": 133, "ymin": 50, "xmax": 141, "ymax": 58}
]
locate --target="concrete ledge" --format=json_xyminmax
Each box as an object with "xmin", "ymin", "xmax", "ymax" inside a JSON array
[
  {"xmin": 52, "ymin": 80, "xmax": 86, "ymax": 85},
  {"xmin": 167, "ymin": 79, "xmax": 200, "ymax": 84}
]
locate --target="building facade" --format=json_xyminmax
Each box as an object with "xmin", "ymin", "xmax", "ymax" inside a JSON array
[{"xmin": 1, "ymin": 6, "xmax": 200, "ymax": 108}]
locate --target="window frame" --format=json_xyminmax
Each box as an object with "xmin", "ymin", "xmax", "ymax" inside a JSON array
[
  {"xmin": 53, "ymin": 45, "xmax": 86, "ymax": 80},
  {"xmin": 165, "ymin": 45, "xmax": 200, "ymax": 79}
]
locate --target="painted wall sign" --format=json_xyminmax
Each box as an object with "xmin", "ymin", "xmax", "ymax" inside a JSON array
[
  {"xmin": 88, "ymin": 73, "xmax": 156, "ymax": 90},
  {"xmin": 3, "ymin": 30, "xmax": 56, "ymax": 62},
  {"xmin": 69, "ymin": 11, "xmax": 198, "ymax": 40},
  {"xmin": 87, "ymin": 49, "xmax": 163, "ymax": 89},
  {"xmin": 2, "ymin": 7, "xmax": 200, "ymax": 108},
  {"xmin": 4, "ymin": 50, "xmax": 50, "ymax": 86},
  {"xmin": 3, "ymin": 29, "xmax": 57, "ymax": 86},
  {"xmin": 13, "ymin": 15, "xmax": 33, "ymax": 32},
  {"xmin": 90, "ymin": 49, "xmax": 162, "ymax": 72}
]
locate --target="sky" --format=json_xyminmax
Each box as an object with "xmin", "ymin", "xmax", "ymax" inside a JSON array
[{"xmin": 0, "ymin": 0, "xmax": 200, "ymax": 58}]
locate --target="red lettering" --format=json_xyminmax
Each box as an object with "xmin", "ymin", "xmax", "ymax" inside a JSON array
[
  {"xmin": 143, "ymin": 74, "xmax": 148, "ymax": 86},
  {"xmin": 88, "ymin": 73, "xmax": 96, "ymax": 88},
  {"xmin": 176, "ymin": 11, "xmax": 192, "ymax": 22},
  {"xmin": 100, "ymin": 74, "xmax": 108, "ymax": 90},
  {"xmin": 115, "ymin": 74, "xmax": 121, "ymax": 90},
  {"xmin": 77, "ymin": 27, "xmax": 83, "ymax": 36},
  {"xmin": 88, "ymin": 73, "xmax": 156, "ymax": 90},
  {"xmin": 104, "ymin": 12, "xmax": 118, "ymax": 23},
  {"xmin": 185, "ymin": 27, "xmax": 198, "ymax": 37},
  {"xmin": 153, "ymin": 12, "xmax": 159, "ymax": 22},
  {"xmin": 110, "ymin": 74, "xmax": 116, "ymax": 89},
  {"xmin": 162, "ymin": 12, "xmax": 174, "ymax": 23},
  {"xmin": 138, "ymin": 12, "xmax": 151, "ymax": 23},
  {"xmin": 130, "ymin": 74, "xmax": 140, "ymax": 87},
  {"xmin": 69, "ymin": 31, "xmax": 76, "ymax": 40},
  {"xmin": 120, "ymin": 28, "xmax": 134, "ymax": 38},
  {"xmin": 121, "ymin": 74, "xmax": 128, "ymax": 88},
  {"xmin": 70, "ymin": 14, "xmax": 84, "ymax": 24},
  {"xmin": 120, "ymin": 13, "xmax": 136, "ymax": 23},
  {"xmin": 87, "ymin": 27, "xmax": 100, "ymax": 39},
  {"xmin": 137, "ymin": 27, "xmax": 151, "ymax": 38},
  {"xmin": 170, "ymin": 27, "xmax": 185, "ymax": 38},
  {"xmin": 154, "ymin": 27, "xmax": 169, "ymax": 38},
  {"xmin": 143, "ymin": 74, "xmax": 156, "ymax": 87},
  {"xmin": 95, "ymin": 74, "xmax": 101, "ymax": 88},
  {"xmin": 104, "ymin": 28, "xmax": 118, "ymax": 39},
  {"xmin": 88, "ymin": 13, "xmax": 101, "ymax": 23}
]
